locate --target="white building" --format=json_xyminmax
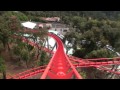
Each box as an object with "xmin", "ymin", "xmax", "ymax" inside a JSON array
[
  {"xmin": 21, "ymin": 21, "xmax": 37, "ymax": 29},
  {"xmin": 50, "ymin": 28, "xmax": 69, "ymax": 35}
]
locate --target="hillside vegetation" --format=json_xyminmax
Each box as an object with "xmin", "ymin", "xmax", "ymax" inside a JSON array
[{"xmin": 0, "ymin": 11, "xmax": 120, "ymax": 79}]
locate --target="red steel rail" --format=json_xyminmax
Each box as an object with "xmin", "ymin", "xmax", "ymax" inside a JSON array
[
  {"xmin": 8, "ymin": 30, "xmax": 120, "ymax": 79},
  {"xmin": 40, "ymin": 33, "xmax": 82, "ymax": 79},
  {"xmin": 7, "ymin": 65, "xmax": 46, "ymax": 79}
]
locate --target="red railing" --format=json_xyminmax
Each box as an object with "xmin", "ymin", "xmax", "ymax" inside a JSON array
[
  {"xmin": 8, "ymin": 30, "xmax": 120, "ymax": 79},
  {"xmin": 7, "ymin": 65, "xmax": 46, "ymax": 79}
]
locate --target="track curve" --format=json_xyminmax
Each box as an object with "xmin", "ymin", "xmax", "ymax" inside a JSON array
[{"xmin": 40, "ymin": 33, "xmax": 82, "ymax": 79}]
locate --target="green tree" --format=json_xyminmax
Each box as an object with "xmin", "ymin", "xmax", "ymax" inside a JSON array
[
  {"xmin": 0, "ymin": 15, "xmax": 10, "ymax": 51},
  {"xmin": 0, "ymin": 56, "xmax": 6, "ymax": 79},
  {"xmin": 85, "ymin": 49, "xmax": 114, "ymax": 58},
  {"xmin": 0, "ymin": 13, "xmax": 22, "ymax": 53},
  {"xmin": 21, "ymin": 49, "xmax": 29, "ymax": 68},
  {"xmin": 39, "ymin": 51, "xmax": 49, "ymax": 66}
]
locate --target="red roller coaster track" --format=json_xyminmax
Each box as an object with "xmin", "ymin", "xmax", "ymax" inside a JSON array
[
  {"xmin": 7, "ymin": 30, "xmax": 120, "ymax": 79},
  {"xmin": 40, "ymin": 33, "xmax": 82, "ymax": 79}
]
